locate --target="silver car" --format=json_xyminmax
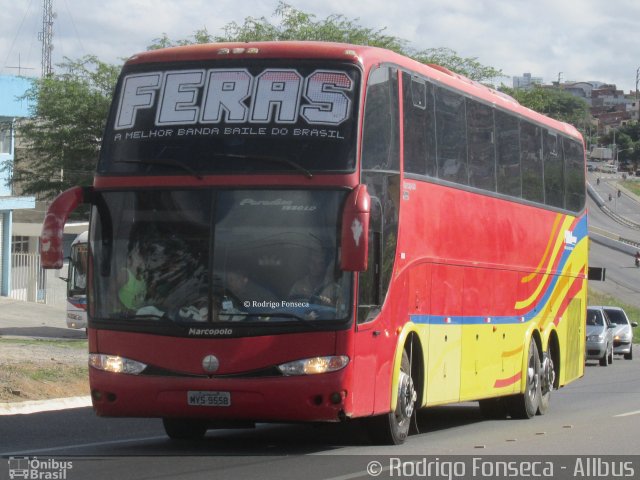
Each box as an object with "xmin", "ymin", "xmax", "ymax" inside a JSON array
[
  {"xmin": 602, "ymin": 306, "xmax": 637, "ymax": 360},
  {"xmin": 586, "ymin": 306, "xmax": 616, "ymax": 366}
]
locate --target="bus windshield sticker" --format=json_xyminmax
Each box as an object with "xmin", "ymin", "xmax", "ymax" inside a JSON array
[{"xmin": 113, "ymin": 68, "xmax": 354, "ymax": 140}]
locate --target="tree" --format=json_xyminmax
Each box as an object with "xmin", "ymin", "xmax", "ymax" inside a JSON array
[
  {"xmin": 148, "ymin": 2, "xmax": 501, "ymax": 82},
  {"xmin": 10, "ymin": 56, "xmax": 119, "ymax": 200},
  {"xmin": 411, "ymin": 47, "xmax": 502, "ymax": 82},
  {"xmin": 500, "ymin": 85, "xmax": 591, "ymax": 127}
]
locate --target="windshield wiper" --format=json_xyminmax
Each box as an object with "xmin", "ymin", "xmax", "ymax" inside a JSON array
[
  {"xmin": 114, "ymin": 158, "xmax": 203, "ymax": 180},
  {"xmin": 230, "ymin": 311, "xmax": 324, "ymax": 329},
  {"xmin": 214, "ymin": 153, "xmax": 313, "ymax": 179}
]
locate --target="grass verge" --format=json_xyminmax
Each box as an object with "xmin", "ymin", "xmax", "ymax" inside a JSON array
[{"xmin": 0, "ymin": 338, "xmax": 89, "ymax": 402}]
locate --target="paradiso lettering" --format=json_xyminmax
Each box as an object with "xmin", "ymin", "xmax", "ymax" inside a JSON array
[{"xmin": 113, "ymin": 68, "xmax": 354, "ymax": 140}]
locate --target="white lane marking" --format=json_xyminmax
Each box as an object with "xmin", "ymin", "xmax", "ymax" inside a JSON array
[
  {"xmin": 614, "ymin": 409, "xmax": 640, "ymax": 418},
  {"xmin": 1, "ymin": 436, "xmax": 167, "ymax": 456}
]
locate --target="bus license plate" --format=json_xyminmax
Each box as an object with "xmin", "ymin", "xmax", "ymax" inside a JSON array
[{"xmin": 187, "ymin": 391, "xmax": 231, "ymax": 407}]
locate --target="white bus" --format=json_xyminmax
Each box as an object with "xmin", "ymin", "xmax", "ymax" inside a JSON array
[{"xmin": 66, "ymin": 231, "xmax": 88, "ymax": 329}]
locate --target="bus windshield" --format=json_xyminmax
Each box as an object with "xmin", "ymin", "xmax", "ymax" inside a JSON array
[
  {"xmin": 98, "ymin": 61, "xmax": 360, "ymax": 175},
  {"xmin": 91, "ymin": 189, "xmax": 352, "ymax": 329}
]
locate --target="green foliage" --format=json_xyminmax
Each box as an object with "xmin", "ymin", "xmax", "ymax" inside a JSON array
[
  {"xmin": 411, "ymin": 47, "xmax": 502, "ymax": 82},
  {"xmin": 500, "ymin": 85, "xmax": 591, "ymax": 127},
  {"xmin": 599, "ymin": 122, "xmax": 640, "ymax": 168},
  {"xmin": 10, "ymin": 56, "xmax": 119, "ymax": 200},
  {"xmin": 148, "ymin": 2, "xmax": 501, "ymax": 82}
]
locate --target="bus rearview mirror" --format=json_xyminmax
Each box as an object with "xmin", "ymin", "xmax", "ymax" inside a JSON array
[
  {"xmin": 340, "ymin": 185, "xmax": 370, "ymax": 272},
  {"xmin": 40, "ymin": 186, "xmax": 92, "ymax": 269}
]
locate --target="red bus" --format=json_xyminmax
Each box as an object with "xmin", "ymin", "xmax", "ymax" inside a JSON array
[{"xmin": 41, "ymin": 41, "xmax": 587, "ymax": 445}]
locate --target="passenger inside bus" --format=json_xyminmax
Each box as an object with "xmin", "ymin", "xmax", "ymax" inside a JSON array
[{"xmin": 117, "ymin": 225, "xmax": 208, "ymax": 320}]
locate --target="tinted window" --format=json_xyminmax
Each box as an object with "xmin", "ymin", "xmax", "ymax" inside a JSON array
[
  {"xmin": 520, "ymin": 122, "xmax": 543, "ymax": 203},
  {"xmin": 402, "ymin": 73, "xmax": 436, "ymax": 176},
  {"xmin": 495, "ymin": 110, "xmax": 521, "ymax": 197},
  {"xmin": 362, "ymin": 67, "xmax": 400, "ymax": 172},
  {"xmin": 587, "ymin": 310, "xmax": 604, "ymax": 326},
  {"xmin": 467, "ymin": 100, "xmax": 496, "ymax": 191},
  {"xmin": 543, "ymin": 131, "xmax": 564, "ymax": 208},
  {"xmin": 435, "ymin": 86, "xmax": 467, "ymax": 184},
  {"xmin": 604, "ymin": 309, "xmax": 628, "ymax": 325},
  {"xmin": 564, "ymin": 138, "xmax": 586, "ymax": 211}
]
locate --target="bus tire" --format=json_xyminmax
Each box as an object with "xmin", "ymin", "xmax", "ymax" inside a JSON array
[
  {"xmin": 162, "ymin": 418, "xmax": 207, "ymax": 440},
  {"xmin": 537, "ymin": 348, "xmax": 555, "ymax": 416},
  {"xmin": 508, "ymin": 338, "xmax": 541, "ymax": 419},
  {"xmin": 367, "ymin": 349, "xmax": 416, "ymax": 445}
]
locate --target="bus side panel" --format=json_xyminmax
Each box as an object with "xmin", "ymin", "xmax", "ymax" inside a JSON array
[
  {"xmin": 555, "ymin": 238, "xmax": 588, "ymax": 386},
  {"xmin": 460, "ymin": 267, "xmax": 520, "ymax": 401},
  {"xmin": 425, "ymin": 264, "xmax": 462, "ymax": 405}
]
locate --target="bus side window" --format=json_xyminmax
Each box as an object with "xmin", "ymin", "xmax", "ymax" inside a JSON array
[{"xmin": 357, "ymin": 197, "xmax": 383, "ymax": 323}]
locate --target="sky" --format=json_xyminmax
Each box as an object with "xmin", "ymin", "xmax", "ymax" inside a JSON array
[{"xmin": 1, "ymin": 0, "xmax": 639, "ymax": 92}]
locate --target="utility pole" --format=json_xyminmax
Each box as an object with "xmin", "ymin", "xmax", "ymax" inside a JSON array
[
  {"xmin": 38, "ymin": 0, "xmax": 54, "ymax": 77},
  {"xmin": 636, "ymin": 66, "xmax": 639, "ymax": 101}
]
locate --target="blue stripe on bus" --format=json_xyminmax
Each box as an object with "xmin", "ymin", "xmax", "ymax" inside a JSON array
[{"xmin": 411, "ymin": 315, "xmax": 527, "ymax": 325}]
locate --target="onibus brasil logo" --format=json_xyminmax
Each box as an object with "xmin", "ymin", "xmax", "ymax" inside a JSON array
[{"xmin": 8, "ymin": 457, "xmax": 72, "ymax": 479}]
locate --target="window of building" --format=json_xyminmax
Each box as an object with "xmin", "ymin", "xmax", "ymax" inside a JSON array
[
  {"xmin": 12, "ymin": 236, "xmax": 29, "ymax": 253},
  {"xmin": 0, "ymin": 123, "xmax": 13, "ymax": 155}
]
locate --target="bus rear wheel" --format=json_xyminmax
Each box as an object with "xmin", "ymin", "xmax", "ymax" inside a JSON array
[
  {"xmin": 508, "ymin": 338, "xmax": 541, "ymax": 419},
  {"xmin": 162, "ymin": 418, "xmax": 207, "ymax": 440},
  {"xmin": 367, "ymin": 350, "xmax": 416, "ymax": 445},
  {"xmin": 537, "ymin": 348, "xmax": 555, "ymax": 415}
]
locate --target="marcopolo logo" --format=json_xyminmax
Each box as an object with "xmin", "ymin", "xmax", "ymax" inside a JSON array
[{"xmin": 8, "ymin": 457, "xmax": 73, "ymax": 479}]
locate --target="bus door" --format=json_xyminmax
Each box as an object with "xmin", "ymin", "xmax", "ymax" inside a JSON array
[{"xmin": 352, "ymin": 197, "xmax": 388, "ymax": 416}]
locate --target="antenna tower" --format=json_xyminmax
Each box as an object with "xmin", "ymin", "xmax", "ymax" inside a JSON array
[{"xmin": 39, "ymin": 0, "xmax": 54, "ymax": 76}]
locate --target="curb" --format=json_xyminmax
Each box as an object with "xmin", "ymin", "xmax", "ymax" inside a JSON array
[{"xmin": 0, "ymin": 396, "xmax": 92, "ymax": 416}]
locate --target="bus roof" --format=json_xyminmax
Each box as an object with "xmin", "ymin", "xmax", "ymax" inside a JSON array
[{"xmin": 123, "ymin": 41, "xmax": 582, "ymax": 141}]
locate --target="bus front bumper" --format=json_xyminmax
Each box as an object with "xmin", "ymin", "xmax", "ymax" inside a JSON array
[{"xmin": 89, "ymin": 367, "xmax": 351, "ymax": 423}]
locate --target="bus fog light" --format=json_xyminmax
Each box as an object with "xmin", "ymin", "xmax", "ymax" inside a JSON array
[
  {"xmin": 89, "ymin": 354, "xmax": 147, "ymax": 375},
  {"xmin": 278, "ymin": 356, "xmax": 349, "ymax": 376}
]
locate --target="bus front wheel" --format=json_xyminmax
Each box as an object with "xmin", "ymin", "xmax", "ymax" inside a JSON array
[
  {"xmin": 367, "ymin": 349, "xmax": 416, "ymax": 445},
  {"xmin": 162, "ymin": 418, "xmax": 207, "ymax": 440}
]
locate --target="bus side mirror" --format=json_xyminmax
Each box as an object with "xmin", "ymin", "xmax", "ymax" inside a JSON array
[
  {"xmin": 40, "ymin": 186, "xmax": 92, "ymax": 269},
  {"xmin": 340, "ymin": 184, "xmax": 370, "ymax": 272}
]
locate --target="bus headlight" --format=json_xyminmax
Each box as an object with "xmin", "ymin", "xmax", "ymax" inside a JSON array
[
  {"xmin": 89, "ymin": 354, "xmax": 147, "ymax": 375},
  {"xmin": 278, "ymin": 356, "xmax": 349, "ymax": 376}
]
